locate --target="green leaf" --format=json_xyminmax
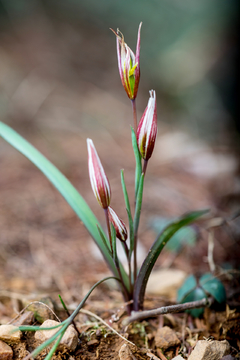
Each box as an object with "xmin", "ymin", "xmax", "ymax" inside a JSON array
[
  {"xmin": 151, "ymin": 217, "xmax": 197, "ymax": 252},
  {"xmin": 111, "ymin": 223, "xmax": 117, "ymax": 263},
  {"xmin": 97, "ymin": 225, "xmax": 113, "ymax": 258},
  {"xmin": 127, "ymin": 208, "xmax": 134, "ymax": 255},
  {"xmin": 182, "ymin": 287, "xmax": 208, "ymax": 318},
  {"xmin": 28, "ymin": 325, "xmax": 66, "ymax": 359},
  {"xmin": 200, "ymin": 273, "xmax": 226, "ymax": 303},
  {"xmin": 133, "ymin": 173, "xmax": 144, "ymax": 237},
  {"xmin": 0, "ymin": 121, "xmax": 129, "ymax": 290},
  {"xmin": 177, "ymin": 274, "xmax": 197, "ymax": 303},
  {"xmin": 121, "ymin": 170, "xmax": 134, "ymax": 253},
  {"xmin": 18, "ymin": 324, "xmax": 63, "ymax": 332},
  {"xmin": 68, "ymin": 276, "xmax": 120, "ymax": 322},
  {"xmin": 43, "ymin": 327, "xmax": 66, "ymax": 360},
  {"xmin": 131, "ymin": 127, "xmax": 142, "ymax": 199},
  {"xmin": 133, "ymin": 209, "xmax": 209, "ymax": 310}
]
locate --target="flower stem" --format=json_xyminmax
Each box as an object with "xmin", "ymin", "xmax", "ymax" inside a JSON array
[
  {"xmin": 131, "ymin": 99, "xmax": 137, "ymax": 134},
  {"xmin": 104, "ymin": 209, "xmax": 130, "ymax": 307},
  {"xmin": 143, "ymin": 159, "xmax": 148, "ymax": 175},
  {"xmin": 123, "ymin": 241, "xmax": 133, "ymax": 296},
  {"xmin": 104, "ymin": 208, "xmax": 113, "ymax": 254}
]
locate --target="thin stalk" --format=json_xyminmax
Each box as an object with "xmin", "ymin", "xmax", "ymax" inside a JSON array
[
  {"xmin": 104, "ymin": 208, "xmax": 113, "ymax": 254},
  {"xmin": 133, "ymin": 174, "xmax": 144, "ymax": 282},
  {"xmin": 123, "ymin": 241, "xmax": 133, "ymax": 296},
  {"xmin": 143, "ymin": 159, "xmax": 148, "ymax": 175},
  {"xmin": 133, "ymin": 233, "xmax": 138, "ymax": 283},
  {"xmin": 131, "ymin": 99, "xmax": 137, "ymax": 134},
  {"xmin": 104, "ymin": 209, "xmax": 130, "ymax": 307},
  {"xmin": 58, "ymin": 295, "xmax": 80, "ymax": 336}
]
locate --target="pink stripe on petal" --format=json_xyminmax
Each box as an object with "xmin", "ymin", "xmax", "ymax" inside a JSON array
[{"xmin": 87, "ymin": 139, "xmax": 111, "ymax": 209}]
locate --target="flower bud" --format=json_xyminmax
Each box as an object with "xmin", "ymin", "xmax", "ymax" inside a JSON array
[
  {"xmin": 108, "ymin": 206, "xmax": 128, "ymax": 242},
  {"xmin": 87, "ymin": 139, "xmax": 111, "ymax": 209},
  {"xmin": 111, "ymin": 23, "xmax": 142, "ymax": 100},
  {"xmin": 137, "ymin": 90, "xmax": 157, "ymax": 160}
]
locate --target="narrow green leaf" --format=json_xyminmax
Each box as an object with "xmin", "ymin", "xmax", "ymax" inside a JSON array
[
  {"xmin": 127, "ymin": 208, "xmax": 134, "ymax": 256},
  {"xmin": 111, "ymin": 223, "xmax": 117, "ymax": 263},
  {"xmin": 69, "ymin": 276, "xmax": 120, "ymax": 322},
  {"xmin": 121, "ymin": 170, "xmax": 132, "ymax": 222},
  {"xmin": 59, "ymin": 295, "xmax": 68, "ymax": 313},
  {"xmin": 131, "ymin": 127, "xmax": 142, "ymax": 198},
  {"xmin": 18, "ymin": 324, "xmax": 63, "ymax": 332},
  {"xmin": 133, "ymin": 174, "xmax": 144, "ymax": 237},
  {"xmin": 133, "ymin": 209, "xmax": 209, "ymax": 310},
  {"xmin": 43, "ymin": 326, "xmax": 67, "ymax": 360},
  {"xmin": 97, "ymin": 225, "xmax": 113, "ymax": 258},
  {"xmin": 29, "ymin": 326, "xmax": 65, "ymax": 359},
  {"xmin": 25, "ymin": 278, "xmax": 118, "ymax": 359},
  {"xmin": 0, "ymin": 121, "xmax": 129, "ymax": 289}
]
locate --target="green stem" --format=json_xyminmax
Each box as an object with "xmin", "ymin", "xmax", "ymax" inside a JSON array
[
  {"xmin": 104, "ymin": 209, "xmax": 130, "ymax": 306},
  {"xmin": 58, "ymin": 295, "xmax": 80, "ymax": 336},
  {"xmin": 131, "ymin": 99, "xmax": 138, "ymax": 134},
  {"xmin": 104, "ymin": 207, "xmax": 113, "ymax": 254},
  {"xmin": 123, "ymin": 241, "xmax": 133, "ymax": 296},
  {"xmin": 143, "ymin": 159, "xmax": 148, "ymax": 176},
  {"xmin": 133, "ymin": 174, "xmax": 144, "ymax": 282}
]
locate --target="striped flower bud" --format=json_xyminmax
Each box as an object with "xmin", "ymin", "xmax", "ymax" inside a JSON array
[
  {"xmin": 108, "ymin": 206, "xmax": 128, "ymax": 242},
  {"xmin": 137, "ymin": 90, "xmax": 157, "ymax": 160},
  {"xmin": 87, "ymin": 139, "xmax": 111, "ymax": 209},
  {"xmin": 111, "ymin": 23, "xmax": 142, "ymax": 100}
]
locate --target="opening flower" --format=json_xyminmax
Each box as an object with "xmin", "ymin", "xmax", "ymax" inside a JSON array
[
  {"xmin": 87, "ymin": 139, "xmax": 111, "ymax": 209},
  {"xmin": 108, "ymin": 206, "xmax": 128, "ymax": 242},
  {"xmin": 137, "ymin": 90, "xmax": 157, "ymax": 160},
  {"xmin": 111, "ymin": 22, "xmax": 142, "ymax": 100}
]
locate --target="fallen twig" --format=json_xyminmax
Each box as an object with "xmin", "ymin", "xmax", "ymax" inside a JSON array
[{"xmin": 122, "ymin": 297, "xmax": 214, "ymax": 326}]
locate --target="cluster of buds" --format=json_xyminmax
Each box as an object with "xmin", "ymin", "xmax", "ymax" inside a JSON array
[
  {"xmin": 87, "ymin": 139, "xmax": 128, "ymax": 242},
  {"xmin": 111, "ymin": 23, "xmax": 142, "ymax": 100},
  {"xmin": 87, "ymin": 24, "xmax": 157, "ymax": 250}
]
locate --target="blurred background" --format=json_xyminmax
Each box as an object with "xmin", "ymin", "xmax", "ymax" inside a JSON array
[{"xmin": 0, "ymin": 0, "xmax": 239, "ymax": 304}]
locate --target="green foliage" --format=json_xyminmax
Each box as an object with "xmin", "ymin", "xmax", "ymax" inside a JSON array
[
  {"xmin": 200, "ymin": 273, "xmax": 226, "ymax": 304},
  {"xmin": 18, "ymin": 277, "xmax": 117, "ymax": 359},
  {"xmin": 150, "ymin": 217, "xmax": 197, "ymax": 252},
  {"xmin": 177, "ymin": 273, "xmax": 226, "ymax": 317},
  {"xmin": 134, "ymin": 209, "xmax": 208, "ymax": 310}
]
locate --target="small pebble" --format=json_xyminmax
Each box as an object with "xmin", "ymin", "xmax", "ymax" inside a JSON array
[
  {"xmin": 0, "ymin": 340, "xmax": 13, "ymax": 360},
  {"xmin": 155, "ymin": 326, "xmax": 180, "ymax": 350},
  {"xmin": 87, "ymin": 339, "xmax": 99, "ymax": 346},
  {"xmin": 188, "ymin": 339, "xmax": 231, "ymax": 360},
  {"xmin": 0, "ymin": 325, "xmax": 22, "ymax": 344},
  {"xmin": 35, "ymin": 319, "xmax": 78, "ymax": 352}
]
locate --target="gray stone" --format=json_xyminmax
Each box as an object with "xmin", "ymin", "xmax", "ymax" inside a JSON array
[
  {"xmin": 172, "ymin": 356, "xmax": 185, "ymax": 360},
  {"xmin": 35, "ymin": 319, "xmax": 78, "ymax": 352},
  {"xmin": 0, "ymin": 340, "xmax": 13, "ymax": 360},
  {"xmin": 188, "ymin": 340, "xmax": 231, "ymax": 360},
  {"xmin": 0, "ymin": 325, "xmax": 22, "ymax": 344},
  {"xmin": 155, "ymin": 326, "xmax": 180, "ymax": 350}
]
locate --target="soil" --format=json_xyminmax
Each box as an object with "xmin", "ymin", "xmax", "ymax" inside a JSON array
[{"xmin": 0, "ymin": 14, "xmax": 240, "ymax": 360}]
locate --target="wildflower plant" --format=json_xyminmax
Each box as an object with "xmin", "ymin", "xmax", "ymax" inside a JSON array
[{"xmin": 0, "ymin": 23, "xmax": 208, "ymax": 318}]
